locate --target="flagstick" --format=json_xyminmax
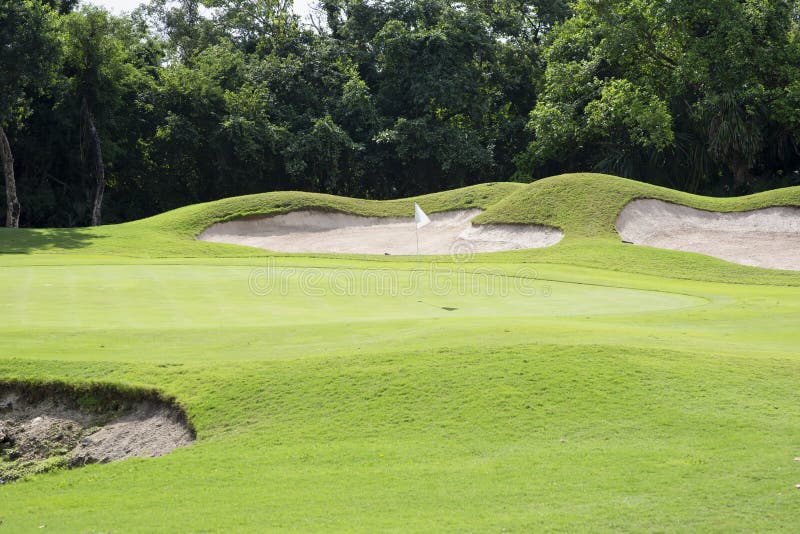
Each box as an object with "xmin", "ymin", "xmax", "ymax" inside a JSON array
[
  {"xmin": 416, "ymin": 224, "xmax": 421, "ymax": 302},
  {"xmin": 413, "ymin": 203, "xmax": 430, "ymax": 303}
]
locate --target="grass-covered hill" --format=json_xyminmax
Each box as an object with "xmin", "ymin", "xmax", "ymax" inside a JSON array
[
  {"xmin": 475, "ymin": 173, "xmax": 800, "ymax": 238},
  {"xmin": 0, "ymin": 181, "xmax": 524, "ymax": 257}
]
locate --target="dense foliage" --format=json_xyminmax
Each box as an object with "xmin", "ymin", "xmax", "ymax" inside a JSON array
[{"xmin": 2, "ymin": 0, "xmax": 800, "ymax": 227}]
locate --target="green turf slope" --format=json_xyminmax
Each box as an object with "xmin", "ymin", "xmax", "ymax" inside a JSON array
[
  {"xmin": 472, "ymin": 174, "xmax": 800, "ymax": 285},
  {"xmin": 0, "ymin": 182, "xmax": 524, "ymax": 257},
  {"xmin": 474, "ymin": 173, "xmax": 800, "ymax": 238},
  {"xmin": 0, "ymin": 259, "xmax": 799, "ymax": 531}
]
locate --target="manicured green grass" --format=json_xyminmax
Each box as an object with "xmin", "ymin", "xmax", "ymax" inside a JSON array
[
  {"xmin": 0, "ymin": 182, "xmax": 524, "ymax": 257},
  {"xmin": 2, "ymin": 174, "xmax": 800, "ymax": 531},
  {"xmin": 475, "ymin": 172, "xmax": 800, "ymax": 238}
]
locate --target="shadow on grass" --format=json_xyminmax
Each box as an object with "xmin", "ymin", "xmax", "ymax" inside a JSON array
[{"xmin": 0, "ymin": 227, "xmax": 101, "ymax": 254}]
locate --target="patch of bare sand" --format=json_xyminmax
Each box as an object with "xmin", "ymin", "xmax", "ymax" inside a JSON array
[
  {"xmin": 0, "ymin": 389, "xmax": 193, "ymax": 482},
  {"xmin": 198, "ymin": 209, "xmax": 563, "ymax": 255},
  {"xmin": 617, "ymin": 199, "xmax": 800, "ymax": 270}
]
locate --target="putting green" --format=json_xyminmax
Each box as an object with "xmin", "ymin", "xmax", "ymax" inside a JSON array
[
  {"xmin": 1, "ymin": 261, "xmax": 702, "ymax": 341},
  {"xmin": 0, "ymin": 265, "xmax": 706, "ymax": 330}
]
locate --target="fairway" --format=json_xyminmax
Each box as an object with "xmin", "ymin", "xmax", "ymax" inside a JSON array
[{"xmin": 2, "ymin": 175, "xmax": 800, "ymax": 532}]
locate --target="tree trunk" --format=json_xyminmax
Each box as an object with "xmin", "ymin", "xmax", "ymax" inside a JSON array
[
  {"xmin": 728, "ymin": 153, "xmax": 752, "ymax": 188},
  {"xmin": 82, "ymin": 96, "xmax": 105, "ymax": 226},
  {"xmin": 0, "ymin": 126, "xmax": 20, "ymax": 228}
]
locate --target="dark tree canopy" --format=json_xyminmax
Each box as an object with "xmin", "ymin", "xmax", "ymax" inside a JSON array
[{"xmin": 2, "ymin": 0, "xmax": 800, "ymax": 227}]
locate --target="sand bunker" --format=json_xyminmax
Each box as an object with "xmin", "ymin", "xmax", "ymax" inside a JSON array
[
  {"xmin": 617, "ymin": 199, "xmax": 800, "ymax": 270},
  {"xmin": 0, "ymin": 385, "xmax": 193, "ymax": 482},
  {"xmin": 198, "ymin": 209, "xmax": 563, "ymax": 255}
]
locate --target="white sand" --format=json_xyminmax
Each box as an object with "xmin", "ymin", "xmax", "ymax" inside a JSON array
[
  {"xmin": 198, "ymin": 209, "xmax": 563, "ymax": 255},
  {"xmin": 617, "ymin": 199, "xmax": 800, "ymax": 270}
]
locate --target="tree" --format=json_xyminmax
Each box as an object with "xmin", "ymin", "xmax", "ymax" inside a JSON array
[
  {"xmin": 143, "ymin": 0, "xmax": 220, "ymax": 62},
  {"xmin": 62, "ymin": 6, "xmax": 141, "ymax": 225},
  {"xmin": 519, "ymin": 0, "xmax": 800, "ymax": 191},
  {"xmin": 41, "ymin": 0, "xmax": 79, "ymax": 15},
  {"xmin": 0, "ymin": 0, "xmax": 57, "ymax": 227},
  {"xmin": 204, "ymin": 0, "xmax": 301, "ymax": 54}
]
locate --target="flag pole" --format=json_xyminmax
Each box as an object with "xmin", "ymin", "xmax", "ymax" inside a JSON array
[
  {"xmin": 413, "ymin": 202, "xmax": 430, "ymax": 302},
  {"xmin": 416, "ymin": 222, "xmax": 421, "ymax": 301}
]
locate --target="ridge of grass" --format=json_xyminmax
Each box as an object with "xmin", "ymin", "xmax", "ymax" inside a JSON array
[
  {"xmin": 0, "ymin": 182, "xmax": 524, "ymax": 257},
  {"xmin": 152, "ymin": 181, "xmax": 526, "ymax": 232},
  {"xmin": 0, "ymin": 378, "xmax": 191, "ymax": 424},
  {"xmin": 474, "ymin": 173, "xmax": 800, "ymax": 238},
  {"xmin": 467, "ymin": 173, "xmax": 800, "ymax": 285}
]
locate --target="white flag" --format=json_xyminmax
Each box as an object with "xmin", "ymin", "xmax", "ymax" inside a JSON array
[{"xmin": 414, "ymin": 203, "xmax": 431, "ymax": 229}]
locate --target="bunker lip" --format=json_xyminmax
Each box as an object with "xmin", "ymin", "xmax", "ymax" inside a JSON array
[
  {"xmin": 0, "ymin": 382, "xmax": 194, "ymax": 483},
  {"xmin": 197, "ymin": 208, "xmax": 563, "ymax": 255},
  {"xmin": 616, "ymin": 198, "xmax": 800, "ymax": 271}
]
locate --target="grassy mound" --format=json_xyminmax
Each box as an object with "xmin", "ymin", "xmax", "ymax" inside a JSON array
[
  {"xmin": 475, "ymin": 173, "xmax": 800, "ymax": 238},
  {"xmin": 0, "ymin": 182, "xmax": 524, "ymax": 257}
]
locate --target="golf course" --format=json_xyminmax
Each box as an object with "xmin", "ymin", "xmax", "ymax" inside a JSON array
[{"xmin": 0, "ymin": 172, "xmax": 798, "ymax": 531}]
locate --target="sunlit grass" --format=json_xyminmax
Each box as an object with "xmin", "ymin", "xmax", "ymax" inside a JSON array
[{"xmin": 2, "ymin": 174, "xmax": 800, "ymax": 531}]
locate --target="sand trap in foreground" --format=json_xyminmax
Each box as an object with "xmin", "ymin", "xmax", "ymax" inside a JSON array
[
  {"xmin": 0, "ymin": 387, "xmax": 193, "ymax": 482},
  {"xmin": 198, "ymin": 209, "xmax": 563, "ymax": 255},
  {"xmin": 617, "ymin": 199, "xmax": 800, "ymax": 270}
]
